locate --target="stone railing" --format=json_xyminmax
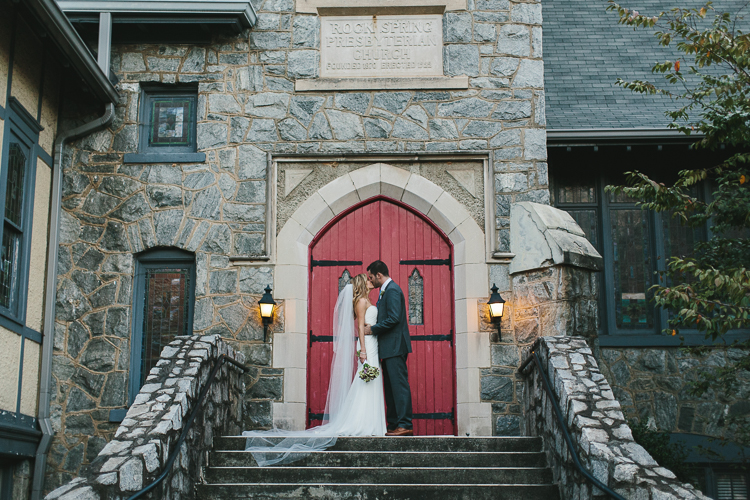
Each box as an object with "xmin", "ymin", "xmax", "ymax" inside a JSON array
[
  {"xmin": 522, "ymin": 336, "xmax": 710, "ymax": 500},
  {"xmin": 45, "ymin": 335, "xmax": 245, "ymax": 500}
]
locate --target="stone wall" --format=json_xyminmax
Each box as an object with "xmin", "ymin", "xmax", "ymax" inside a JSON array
[
  {"xmin": 597, "ymin": 345, "xmax": 750, "ymax": 441},
  {"xmin": 50, "ymin": 0, "xmax": 550, "ymax": 477},
  {"xmin": 45, "ymin": 335, "xmax": 245, "ymax": 500},
  {"xmin": 481, "ymin": 203, "xmax": 601, "ymax": 436},
  {"xmin": 483, "ymin": 265, "xmax": 599, "ymax": 436},
  {"xmin": 49, "ymin": 85, "xmax": 283, "ymax": 491},
  {"xmin": 523, "ymin": 336, "xmax": 709, "ymax": 500}
]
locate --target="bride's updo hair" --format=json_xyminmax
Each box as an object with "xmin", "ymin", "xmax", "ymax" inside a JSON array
[{"xmin": 351, "ymin": 273, "xmax": 369, "ymax": 312}]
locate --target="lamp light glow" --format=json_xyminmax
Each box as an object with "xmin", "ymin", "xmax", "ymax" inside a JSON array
[
  {"xmin": 259, "ymin": 302, "xmax": 275, "ymax": 319},
  {"xmin": 489, "ymin": 301, "xmax": 504, "ymax": 318},
  {"xmin": 258, "ymin": 285, "xmax": 276, "ymax": 341},
  {"xmin": 487, "ymin": 284, "xmax": 506, "ymax": 338}
]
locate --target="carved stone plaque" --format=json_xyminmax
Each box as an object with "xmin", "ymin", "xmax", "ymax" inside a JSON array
[{"xmin": 320, "ymin": 15, "xmax": 443, "ymax": 78}]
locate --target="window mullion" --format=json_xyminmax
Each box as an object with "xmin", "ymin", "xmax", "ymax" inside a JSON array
[
  {"xmin": 652, "ymin": 210, "xmax": 669, "ymax": 334},
  {"xmin": 600, "ymin": 177, "xmax": 618, "ymax": 336},
  {"xmin": 4, "ymin": 217, "xmax": 23, "ymax": 234}
]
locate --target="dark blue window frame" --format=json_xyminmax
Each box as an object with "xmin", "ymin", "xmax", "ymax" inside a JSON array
[
  {"xmin": 550, "ymin": 145, "xmax": 749, "ymax": 347},
  {"xmin": 128, "ymin": 248, "xmax": 196, "ymax": 405},
  {"xmin": 123, "ymin": 84, "xmax": 204, "ymax": 164},
  {"xmin": 0, "ymin": 463, "xmax": 12, "ymax": 499},
  {"xmin": 0, "ymin": 98, "xmax": 41, "ymax": 339}
]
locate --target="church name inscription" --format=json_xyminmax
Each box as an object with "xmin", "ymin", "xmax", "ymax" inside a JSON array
[{"xmin": 320, "ymin": 15, "xmax": 443, "ymax": 78}]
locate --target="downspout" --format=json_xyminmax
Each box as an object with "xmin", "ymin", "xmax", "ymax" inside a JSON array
[{"xmin": 31, "ymin": 103, "xmax": 115, "ymax": 500}]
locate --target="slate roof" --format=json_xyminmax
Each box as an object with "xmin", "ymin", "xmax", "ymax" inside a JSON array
[{"xmin": 543, "ymin": 0, "xmax": 747, "ymax": 130}]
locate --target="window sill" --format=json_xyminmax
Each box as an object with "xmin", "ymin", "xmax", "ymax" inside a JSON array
[{"xmin": 123, "ymin": 152, "xmax": 206, "ymax": 164}]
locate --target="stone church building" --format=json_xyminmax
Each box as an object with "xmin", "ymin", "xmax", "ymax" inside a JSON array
[{"xmin": 0, "ymin": 0, "xmax": 747, "ymax": 498}]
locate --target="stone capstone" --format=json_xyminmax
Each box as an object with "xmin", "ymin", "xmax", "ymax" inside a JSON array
[{"xmin": 510, "ymin": 202, "xmax": 603, "ymax": 274}]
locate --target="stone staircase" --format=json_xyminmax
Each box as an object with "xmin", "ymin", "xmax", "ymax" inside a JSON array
[{"xmin": 196, "ymin": 436, "xmax": 560, "ymax": 499}]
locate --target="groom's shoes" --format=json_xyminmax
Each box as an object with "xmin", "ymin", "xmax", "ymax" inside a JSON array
[{"xmin": 385, "ymin": 427, "xmax": 413, "ymax": 437}]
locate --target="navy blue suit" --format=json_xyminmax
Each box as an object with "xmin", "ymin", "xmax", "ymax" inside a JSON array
[{"xmin": 371, "ymin": 280, "xmax": 413, "ymax": 430}]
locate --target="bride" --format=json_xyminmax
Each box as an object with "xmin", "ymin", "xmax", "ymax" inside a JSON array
[{"xmin": 243, "ymin": 273, "xmax": 386, "ymax": 465}]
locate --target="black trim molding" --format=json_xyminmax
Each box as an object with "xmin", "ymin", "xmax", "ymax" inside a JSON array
[
  {"xmin": 36, "ymin": 145, "xmax": 54, "ymax": 167},
  {"xmin": 0, "ymin": 410, "xmax": 42, "ymax": 459},
  {"xmin": 8, "ymin": 98, "xmax": 43, "ymax": 136},
  {"xmin": 311, "ymin": 259, "xmax": 363, "ymax": 268}
]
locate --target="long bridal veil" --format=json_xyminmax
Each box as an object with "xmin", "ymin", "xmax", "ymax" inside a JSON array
[{"xmin": 242, "ymin": 283, "xmax": 356, "ymax": 466}]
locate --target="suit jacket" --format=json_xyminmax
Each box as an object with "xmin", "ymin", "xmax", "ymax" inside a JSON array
[{"xmin": 371, "ymin": 281, "xmax": 411, "ymax": 359}]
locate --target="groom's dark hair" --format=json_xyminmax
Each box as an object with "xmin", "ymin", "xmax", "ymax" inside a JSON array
[{"xmin": 367, "ymin": 260, "xmax": 389, "ymax": 277}]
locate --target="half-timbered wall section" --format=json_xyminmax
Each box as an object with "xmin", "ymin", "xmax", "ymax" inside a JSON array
[{"xmin": 0, "ymin": 2, "xmax": 62, "ymax": 497}]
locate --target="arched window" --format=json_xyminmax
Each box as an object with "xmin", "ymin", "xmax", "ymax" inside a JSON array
[
  {"xmin": 408, "ymin": 268, "xmax": 423, "ymax": 325},
  {"xmin": 129, "ymin": 248, "xmax": 195, "ymax": 404},
  {"xmin": 338, "ymin": 269, "xmax": 352, "ymax": 295}
]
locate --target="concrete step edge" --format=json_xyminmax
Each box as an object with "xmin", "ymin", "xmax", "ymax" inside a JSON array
[
  {"xmin": 207, "ymin": 466, "xmax": 553, "ymax": 471},
  {"xmin": 220, "ymin": 436, "xmax": 541, "ymax": 440},
  {"xmin": 202, "ymin": 483, "xmax": 559, "ymax": 487},
  {"xmin": 212, "ymin": 450, "xmax": 546, "ymax": 455}
]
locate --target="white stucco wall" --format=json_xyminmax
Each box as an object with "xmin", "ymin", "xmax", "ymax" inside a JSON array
[
  {"xmin": 0, "ymin": 326, "xmax": 21, "ymax": 412},
  {"xmin": 27, "ymin": 158, "xmax": 51, "ymax": 333}
]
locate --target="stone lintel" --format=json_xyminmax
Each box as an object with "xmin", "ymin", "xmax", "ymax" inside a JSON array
[
  {"xmin": 296, "ymin": 0, "xmax": 467, "ymax": 14},
  {"xmin": 509, "ymin": 202, "xmax": 603, "ymax": 275},
  {"xmin": 295, "ymin": 76, "xmax": 469, "ymax": 92}
]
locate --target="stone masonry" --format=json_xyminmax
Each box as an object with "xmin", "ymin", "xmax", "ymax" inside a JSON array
[
  {"xmin": 50, "ymin": 0, "xmax": 548, "ymax": 490},
  {"xmin": 45, "ymin": 335, "xmax": 245, "ymax": 500},
  {"xmin": 523, "ymin": 336, "xmax": 710, "ymax": 500},
  {"xmin": 596, "ymin": 345, "xmax": 750, "ymax": 442},
  {"xmin": 482, "ymin": 203, "xmax": 601, "ymax": 436}
]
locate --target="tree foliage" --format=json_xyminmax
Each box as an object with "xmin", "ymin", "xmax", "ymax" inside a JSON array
[{"xmin": 606, "ymin": 1, "xmax": 750, "ymax": 447}]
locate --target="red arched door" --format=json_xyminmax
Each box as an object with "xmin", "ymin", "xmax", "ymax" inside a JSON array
[{"xmin": 307, "ymin": 197, "xmax": 456, "ymax": 436}]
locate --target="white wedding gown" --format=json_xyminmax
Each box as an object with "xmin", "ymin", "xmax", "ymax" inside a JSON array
[
  {"xmin": 333, "ymin": 305, "xmax": 387, "ymax": 436},
  {"xmin": 243, "ymin": 287, "xmax": 386, "ymax": 465}
]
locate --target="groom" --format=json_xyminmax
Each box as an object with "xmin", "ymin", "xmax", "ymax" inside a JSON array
[{"xmin": 364, "ymin": 260, "xmax": 413, "ymax": 436}]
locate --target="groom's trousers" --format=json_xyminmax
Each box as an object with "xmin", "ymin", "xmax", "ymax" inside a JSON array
[{"xmin": 382, "ymin": 354, "xmax": 413, "ymax": 430}]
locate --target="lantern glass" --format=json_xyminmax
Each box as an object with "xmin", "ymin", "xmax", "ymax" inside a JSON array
[
  {"xmin": 260, "ymin": 302, "xmax": 275, "ymax": 319},
  {"xmin": 489, "ymin": 301, "xmax": 504, "ymax": 319}
]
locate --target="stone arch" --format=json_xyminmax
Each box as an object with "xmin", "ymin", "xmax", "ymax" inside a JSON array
[{"xmin": 273, "ymin": 163, "xmax": 492, "ymax": 435}]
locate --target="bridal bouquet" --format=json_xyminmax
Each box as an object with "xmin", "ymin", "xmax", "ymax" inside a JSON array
[
  {"xmin": 359, "ymin": 363, "xmax": 380, "ymax": 382},
  {"xmin": 356, "ymin": 350, "xmax": 380, "ymax": 382}
]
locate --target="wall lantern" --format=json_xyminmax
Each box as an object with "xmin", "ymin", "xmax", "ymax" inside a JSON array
[
  {"xmin": 487, "ymin": 284, "xmax": 506, "ymax": 338},
  {"xmin": 259, "ymin": 285, "xmax": 276, "ymax": 341}
]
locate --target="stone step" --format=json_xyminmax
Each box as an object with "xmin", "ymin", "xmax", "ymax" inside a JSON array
[
  {"xmin": 213, "ymin": 436, "xmax": 543, "ymax": 453},
  {"xmin": 196, "ymin": 483, "xmax": 560, "ymax": 500},
  {"xmin": 204, "ymin": 466, "xmax": 553, "ymax": 485},
  {"xmin": 210, "ymin": 449, "xmax": 548, "ymax": 468}
]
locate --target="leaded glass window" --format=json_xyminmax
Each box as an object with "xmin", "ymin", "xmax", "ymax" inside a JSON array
[
  {"xmin": 548, "ymin": 149, "xmax": 720, "ymax": 340},
  {"xmin": 148, "ymin": 97, "xmax": 193, "ymax": 148},
  {"xmin": 131, "ymin": 249, "xmax": 195, "ymax": 402},
  {"xmin": 338, "ymin": 269, "xmax": 352, "ymax": 295},
  {"xmin": 408, "ymin": 269, "xmax": 423, "ymax": 325},
  {"xmin": 0, "ymin": 140, "xmax": 29, "ymax": 314},
  {"xmin": 140, "ymin": 268, "xmax": 192, "ymax": 387},
  {"xmin": 138, "ymin": 86, "xmax": 198, "ymax": 155},
  {"xmin": 611, "ymin": 209, "xmax": 653, "ymax": 329}
]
